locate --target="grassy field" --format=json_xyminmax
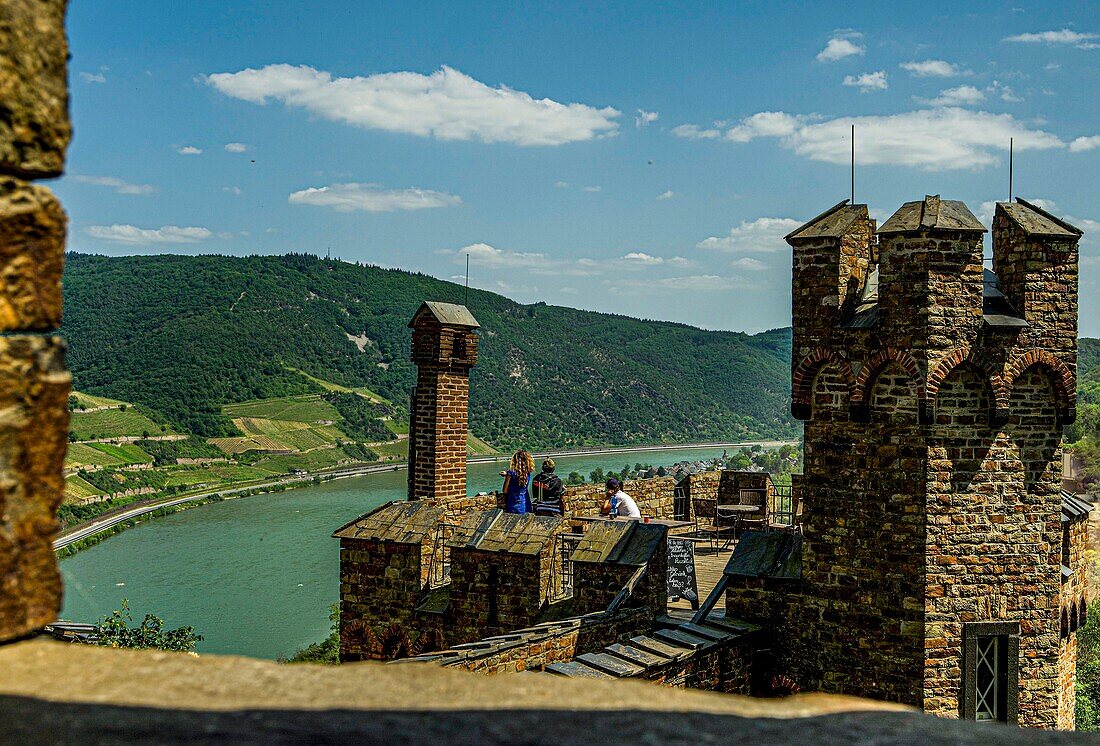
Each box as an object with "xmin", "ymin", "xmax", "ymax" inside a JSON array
[
  {"xmin": 223, "ymin": 394, "xmax": 340, "ymax": 423},
  {"xmin": 370, "ymin": 440, "xmax": 409, "ymax": 459},
  {"xmin": 64, "ymin": 474, "xmax": 104, "ymax": 502},
  {"xmin": 70, "ymin": 391, "xmax": 127, "ymax": 409},
  {"xmin": 383, "ymin": 418, "xmax": 409, "ymax": 435},
  {"xmin": 283, "ymin": 366, "xmax": 390, "ymax": 404},
  {"xmin": 467, "ymin": 434, "xmax": 500, "ymax": 456},
  {"xmin": 64, "ymin": 442, "xmax": 153, "ymax": 468},
  {"xmin": 69, "ymin": 408, "xmax": 172, "ymax": 440}
]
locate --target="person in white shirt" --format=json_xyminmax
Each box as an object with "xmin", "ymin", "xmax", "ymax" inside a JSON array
[{"xmin": 600, "ymin": 478, "xmax": 641, "ymax": 519}]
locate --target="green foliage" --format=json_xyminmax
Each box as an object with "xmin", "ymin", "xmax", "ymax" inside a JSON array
[
  {"xmin": 62, "ymin": 252, "xmax": 797, "ymax": 448},
  {"xmin": 68, "ymin": 406, "xmax": 170, "ymax": 441},
  {"xmin": 566, "ymin": 471, "xmax": 584, "ymax": 486},
  {"xmin": 135, "ymin": 437, "xmax": 225, "ymax": 466},
  {"xmin": 284, "ymin": 604, "xmax": 340, "ymax": 664},
  {"xmin": 589, "ymin": 467, "xmax": 605, "ymax": 484},
  {"xmin": 1078, "ymin": 599, "xmax": 1100, "ymax": 730},
  {"xmin": 94, "ymin": 600, "xmax": 203, "ymax": 652},
  {"xmin": 321, "ymin": 392, "xmax": 394, "ymax": 442}
]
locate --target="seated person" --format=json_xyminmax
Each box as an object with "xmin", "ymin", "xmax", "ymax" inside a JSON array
[
  {"xmin": 600, "ymin": 478, "xmax": 641, "ymax": 519},
  {"xmin": 531, "ymin": 458, "xmax": 565, "ymax": 516}
]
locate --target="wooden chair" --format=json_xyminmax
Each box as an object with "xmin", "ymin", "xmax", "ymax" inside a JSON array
[
  {"xmin": 737, "ymin": 489, "xmax": 768, "ymax": 534},
  {"xmin": 689, "ymin": 496, "xmax": 719, "ymax": 553}
]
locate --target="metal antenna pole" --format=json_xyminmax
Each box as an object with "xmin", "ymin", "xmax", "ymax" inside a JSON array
[
  {"xmin": 851, "ymin": 124, "xmax": 855, "ymax": 204},
  {"xmin": 464, "ymin": 253, "xmax": 470, "ymax": 307},
  {"xmin": 1009, "ymin": 137, "xmax": 1014, "ymax": 202}
]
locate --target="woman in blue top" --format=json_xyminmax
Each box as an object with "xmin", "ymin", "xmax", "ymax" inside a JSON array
[{"xmin": 500, "ymin": 450, "xmax": 535, "ymax": 514}]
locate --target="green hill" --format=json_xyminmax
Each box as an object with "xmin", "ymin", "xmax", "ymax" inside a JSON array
[{"xmin": 61, "ymin": 252, "xmax": 797, "ymax": 450}]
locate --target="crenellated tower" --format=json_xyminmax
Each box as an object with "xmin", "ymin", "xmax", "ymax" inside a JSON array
[{"xmin": 728, "ymin": 195, "xmax": 1086, "ymax": 729}]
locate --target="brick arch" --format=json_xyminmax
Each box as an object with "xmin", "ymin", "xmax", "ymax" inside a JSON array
[
  {"xmin": 791, "ymin": 348, "xmax": 854, "ymax": 413},
  {"xmin": 926, "ymin": 348, "xmax": 1003, "ymax": 405},
  {"xmin": 851, "ymin": 348, "xmax": 924, "ymax": 405},
  {"xmin": 1002, "ymin": 349, "xmax": 1076, "ymax": 411}
]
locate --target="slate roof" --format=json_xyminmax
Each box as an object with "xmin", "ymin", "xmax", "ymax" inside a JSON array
[
  {"xmin": 446, "ymin": 508, "xmax": 560, "ymax": 555},
  {"xmin": 723, "ymin": 530, "xmax": 802, "ymax": 580},
  {"xmin": 1062, "ymin": 491, "xmax": 1093, "ymax": 524},
  {"xmin": 784, "ymin": 200, "xmax": 868, "ymax": 242},
  {"xmin": 408, "ymin": 301, "xmax": 480, "ymax": 329},
  {"xmin": 878, "ymin": 195, "xmax": 985, "ymax": 234},
  {"xmin": 843, "ymin": 266, "xmax": 1026, "ymax": 329},
  {"xmin": 332, "ymin": 500, "xmax": 443, "ymax": 543},
  {"xmin": 999, "ymin": 199, "xmax": 1082, "ymax": 238},
  {"xmin": 570, "ymin": 521, "xmax": 668, "ymax": 566}
]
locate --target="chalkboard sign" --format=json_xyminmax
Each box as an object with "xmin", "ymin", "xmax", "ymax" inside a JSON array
[{"xmin": 667, "ymin": 537, "xmax": 699, "ymax": 609}]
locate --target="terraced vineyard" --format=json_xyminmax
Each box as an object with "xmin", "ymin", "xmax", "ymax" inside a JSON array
[{"xmin": 69, "ymin": 407, "xmax": 174, "ymax": 441}]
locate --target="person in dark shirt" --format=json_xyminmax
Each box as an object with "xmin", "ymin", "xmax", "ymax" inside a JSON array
[{"xmin": 531, "ymin": 458, "xmax": 566, "ymax": 516}]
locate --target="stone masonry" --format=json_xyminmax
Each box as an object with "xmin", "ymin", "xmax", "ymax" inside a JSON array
[
  {"xmin": 727, "ymin": 196, "xmax": 1084, "ymax": 729},
  {"xmin": 407, "ymin": 301, "xmax": 479, "ymax": 513},
  {"xmin": 0, "ymin": 0, "xmax": 71, "ymax": 642}
]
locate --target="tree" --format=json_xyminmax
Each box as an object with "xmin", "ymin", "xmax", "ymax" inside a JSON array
[
  {"xmin": 589, "ymin": 467, "xmax": 605, "ymax": 484},
  {"xmin": 566, "ymin": 471, "xmax": 584, "ymax": 486},
  {"xmin": 94, "ymin": 600, "xmax": 202, "ymax": 652}
]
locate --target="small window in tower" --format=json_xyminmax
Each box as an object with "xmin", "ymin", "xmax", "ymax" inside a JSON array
[{"xmin": 962, "ymin": 622, "xmax": 1019, "ymax": 724}]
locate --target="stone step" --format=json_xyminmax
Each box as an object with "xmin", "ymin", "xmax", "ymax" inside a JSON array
[
  {"xmin": 628, "ymin": 635, "xmax": 690, "ymax": 660},
  {"xmin": 677, "ymin": 622, "xmax": 730, "ymax": 642},
  {"xmin": 697, "ymin": 615, "xmax": 755, "ymax": 635},
  {"xmin": 605, "ymin": 642, "xmax": 668, "ymax": 668},
  {"xmin": 653, "ymin": 628, "xmax": 713, "ymax": 651},
  {"xmin": 576, "ymin": 652, "xmax": 646, "ymax": 678},
  {"xmin": 544, "ymin": 661, "xmax": 615, "ymax": 679}
]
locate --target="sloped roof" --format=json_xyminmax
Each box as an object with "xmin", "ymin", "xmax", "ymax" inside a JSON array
[
  {"xmin": 998, "ymin": 198, "xmax": 1082, "ymax": 238},
  {"xmin": 332, "ymin": 500, "xmax": 443, "ymax": 543},
  {"xmin": 446, "ymin": 508, "xmax": 560, "ymax": 555},
  {"xmin": 570, "ymin": 520, "xmax": 668, "ymax": 566},
  {"xmin": 784, "ymin": 200, "xmax": 868, "ymax": 242},
  {"xmin": 408, "ymin": 301, "xmax": 480, "ymax": 329},
  {"xmin": 723, "ymin": 530, "xmax": 802, "ymax": 579},
  {"xmin": 878, "ymin": 195, "xmax": 985, "ymax": 235},
  {"xmin": 1062, "ymin": 491, "xmax": 1093, "ymax": 524}
]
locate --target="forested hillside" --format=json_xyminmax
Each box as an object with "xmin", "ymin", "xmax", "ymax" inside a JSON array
[
  {"xmin": 1069, "ymin": 337, "xmax": 1100, "ymax": 491},
  {"xmin": 62, "ymin": 253, "xmax": 796, "ymax": 450}
]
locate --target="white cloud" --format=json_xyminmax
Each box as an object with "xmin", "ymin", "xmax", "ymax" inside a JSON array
[
  {"xmin": 223, "ymin": 186, "xmax": 243, "ymax": 195},
  {"xmin": 449, "ymin": 243, "xmax": 598, "ymax": 277},
  {"xmin": 900, "ymin": 59, "xmax": 964, "ymax": 77},
  {"xmin": 817, "ymin": 36, "xmax": 864, "ymax": 62},
  {"xmin": 724, "ymin": 112, "xmax": 801, "ymax": 142},
  {"xmin": 554, "ymin": 181, "xmax": 570, "ymax": 188},
  {"xmin": 656, "ymin": 190, "xmax": 675, "ymax": 200},
  {"xmin": 1004, "ymin": 29, "xmax": 1099, "ymax": 47},
  {"xmin": 177, "ymin": 146, "xmax": 202, "ymax": 155},
  {"xmin": 987, "ymin": 81, "xmax": 1022, "ymax": 102},
  {"xmin": 1046, "ymin": 61, "xmax": 1062, "ymax": 71},
  {"xmin": 288, "ymin": 183, "xmax": 461, "ymax": 213},
  {"xmin": 730, "ymin": 257, "xmax": 769, "ymax": 271},
  {"xmin": 843, "ymin": 71, "xmax": 888, "ymax": 92},
  {"xmin": 1070, "ymin": 135, "xmax": 1100, "ymax": 152},
  {"xmin": 635, "ymin": 109, "xmax": 659, "ymax": 128},
  {"xmin": 697, "ymin": 217, "xmax": 803, "ymax": 252},
  {"xmin": 86, "ymin": 224, "xmax": 212, "ymax": 245},
  {"xmin": 205, "ymin": 64, "xmax": 620, "ymax": 146},
  {"xmin": 583, "ymin": 185, "xmax": 602, "ymax": 193},
  {"xmin": 70, "ymin": 175, "xmax": 156, "ymax": 195},
  {"xmin": 621, "ymin": 252, "xmax": 665, "ymax": 266},
  {"xmin": 224, "ymin": 142, "xmax": 248, "ymax": 153},
  {"xmin": 676, "ymin": 107, "xmax": 1065, "ymax": 170},
  {"xmin": 79, "ymin": 71, "xmax": 107, "ymax": 84},
  {"xmin": 922, "ymin": 85, "xmax": 985, "ymax": 106},
  {"xmin": 670, "ymin": 123, "xmax": 723, "ymax": 140}
]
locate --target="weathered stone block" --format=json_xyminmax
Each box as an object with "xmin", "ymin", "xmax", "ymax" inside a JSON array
[
  {"xmin": 0, "ymin": 0, "xmax": 70, "ymax": 178},
  {"xmin": 0, "ymin": 335, "xmax": 69, "ymax": 641},
  {"xmin": 0, "ymin": 178, "xmax": 64, "ymax": 330}
]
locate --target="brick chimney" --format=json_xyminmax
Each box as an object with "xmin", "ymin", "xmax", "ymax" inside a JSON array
[{"xmin": 406, "ymin": 301, "xmax": 479, "ymax": 504}]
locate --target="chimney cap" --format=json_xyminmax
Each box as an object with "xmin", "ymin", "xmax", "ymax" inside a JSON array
[
  {"xmin": 409, "ymin": 301, "xmax": 480, "ymax": 330},
  {"xmin": 878, "ymin": 195, "xmax": 985, "ymax": 235},
  {"xmin": 998, "ymin": 198, "xmax": 1083, "ymax": 238},
  {"xmin": 785, "ymin": 199, "xmax": 869, "ymax": 242}
]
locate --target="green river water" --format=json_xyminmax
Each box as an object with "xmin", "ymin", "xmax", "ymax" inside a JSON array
[{"xmin": 59, "ymin": 446, "xmax": 729, "ymax": 660}]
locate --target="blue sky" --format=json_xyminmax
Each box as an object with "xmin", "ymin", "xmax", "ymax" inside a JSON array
[{"xmin": 57, "ymin": 0, "xmax": 1100, "ymax": 334}]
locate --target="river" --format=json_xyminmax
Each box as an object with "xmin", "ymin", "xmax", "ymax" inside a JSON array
[{"xmin": 60, "ymin": 446, "xmax": 732, "ymax": 659}]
